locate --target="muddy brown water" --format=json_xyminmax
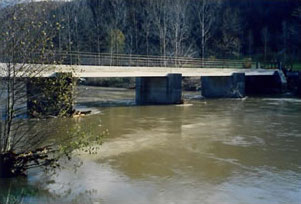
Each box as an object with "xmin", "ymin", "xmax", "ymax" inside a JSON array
[{"xmin": 1, "ymin": 86, "xmax": 301, "ymax": 204}]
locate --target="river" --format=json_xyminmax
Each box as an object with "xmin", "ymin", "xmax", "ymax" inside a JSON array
[{"xmin": 1, "ymin": 86, "xmax": 301, "ymax": 204}]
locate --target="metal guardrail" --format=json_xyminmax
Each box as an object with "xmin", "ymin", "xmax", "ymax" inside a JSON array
[
  {"xmin": 1, "ymin": 51, "xmax": 257, "ymax": 68},
  {"xmin": 52, "ymin": 51, "xmax": 254, "ymax": 69}
]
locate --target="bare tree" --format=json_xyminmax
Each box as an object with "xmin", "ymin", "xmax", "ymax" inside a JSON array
[
  {"xmin": 141, "ymin": 0, "xmax": 153, "ymax": 58},
  {"xmin": 169, "ymin": 0, "xmax": 193, "ymax": 59},
  {"xmin": 218, "ymin": 8, "xmax": 243, "ymax": 58},
  {"xmin": 124, "ymin": 0, "xmax": 141, "ymax": 56},
  {"xmin": 247, "ymin": 30, "xmax": 254, "ymax": 57},
  {"xmin": 281, "ymin": 21, "xmax": 288, "ymax": 61},
  {"xmin": 0, "ymin": 1, "xmax": 102, "ymax": 178},
  {"xmin": 150, "ymin": 0, "xmax": 170, "ymax": 66},
  {"xmin": 194, "ymin": 0, "xmax": 221, "ymax": 61},
  {"xmin": 87, "ymin": 0, "xmax": 111, "ymax": 54},
  {"xmin": 0, "ymin": 0, "xmax": 59, "ymax": 177},
  {"xmin": 261, "ymin": 26, "xmax": 269, "ymax": 61}
]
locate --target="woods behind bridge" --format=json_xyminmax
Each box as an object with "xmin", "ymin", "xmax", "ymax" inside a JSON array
[{"xmin": 1, "ymin": 0, "xmax": 300, "ymax": 67}]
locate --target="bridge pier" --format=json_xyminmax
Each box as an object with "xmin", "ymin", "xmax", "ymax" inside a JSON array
[
  {"xmin": 136, "ymin": 74, "xmax": 182, "ymax": 105},
  {"xmin": 27, "ymin": 73, "xmax": 74, "ymax": 117},
  {"xmin": 245, "ymin": 70, "xmax": 287, "ymax": 95},
  {"xmin": 201, "ymin": 73, "xmax": 246, "ymax": 98}
]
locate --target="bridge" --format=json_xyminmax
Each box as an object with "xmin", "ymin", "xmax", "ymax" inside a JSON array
[
  {"xmin": 0, "ymin": 52, "xmax": 290, "ymax": 117},
  {"xmin": 0, "ymin": 51, "xmax": 278, "ymax": 78},
  {"xmin": 0, "ymin": 63, "xmax": 279, "ymax": 78}
]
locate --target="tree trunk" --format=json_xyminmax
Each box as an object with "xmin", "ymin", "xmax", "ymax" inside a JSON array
[{"xmin": 0, "ymin": 153, "xmax": 16, "ymax": 178}]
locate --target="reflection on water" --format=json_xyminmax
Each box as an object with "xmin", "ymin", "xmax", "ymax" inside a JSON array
[{"xmin": 1, "ymin": 87, "xmax": 301, "ymax": 204}]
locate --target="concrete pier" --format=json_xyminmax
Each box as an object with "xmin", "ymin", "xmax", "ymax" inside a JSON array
[
  {"xmin": 27, "ymin": 73, "xmax": 74, "ymax": 117},
  {"xmin": 201, "ymin": 73, "xmax": 246, "ymax": 98},
  {"xmin": 245, "ymin": 70, "xmax": 287, "ymax": 95},
  {"xmin": 136, "ymin": 74, "xmax": 182, "ymax": 105}
]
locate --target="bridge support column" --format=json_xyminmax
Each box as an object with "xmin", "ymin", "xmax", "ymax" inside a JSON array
[
  {"xmin": 136, "ymin": 74, "xmax": 182, "ymax": 105},
  {"xmin": 245, "ymin": 70, "xmax": 287, "ymax": 95},
  {"xmin": 201, "ymin": 73, "xmax": 245, "ymax": 98},
  {"xmin": 27, "ymin": 73, "xmax": 74, "ymax": 117}
]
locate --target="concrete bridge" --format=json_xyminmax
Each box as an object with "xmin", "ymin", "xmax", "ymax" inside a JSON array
[{"xmin": 0, "ymin": 55, "xmax": 289, "ymax": 117}]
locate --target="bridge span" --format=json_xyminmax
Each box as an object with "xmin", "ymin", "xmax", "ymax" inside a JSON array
[
  {"xmin": 52, "ymin": 65, "xmax": 278, "ymax": 78},
  {"xmin": 0, "ymin": 62, "xmax": 288, "ymax": 117},
  {"xmin": 0, "ymin": 63, "xmax": 278, "ymax": 78}
]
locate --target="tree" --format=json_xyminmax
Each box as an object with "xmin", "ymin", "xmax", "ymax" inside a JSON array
[
  {"xmin": 0, "ymin": 0, "xmax": 57, "ymax": 178},
  {"xmin": 194, "ymin": 0, "xmax": 221, "ymax": 60},
  {"xmin": 0, "ymin": 1, "xmax": 103, "ymax": 178},
  {"xmin": 169, "ymin": 0, "xmax": 194, "ymax": 60},
  {"xmin": 150, "ymin": 0, "xmax": 170, "ymax": 65},
  {"xmin": 247, "ymin": 30, "xmax": 254, "ymax": 56},
  {"xmin": 281, "ymin": 21, "xmax": 288, "ymax": 61},
  {"xmin": 141, "ymin": 0, "xmax": 153, "ymax": 57},
  {"xmin": 218, "ymin": 8, "xmax": 243, "ymax": 58},
  {"xmin": 109, "ymin": 29, "xmax": 125, "ymax": 55},
  {"xmin": 86, "ymin": 0, "xmax": 111, "ymax": 53},
  {"xmin": 261, "ymin": 26, "xmax": 270, "ymax": 61}
]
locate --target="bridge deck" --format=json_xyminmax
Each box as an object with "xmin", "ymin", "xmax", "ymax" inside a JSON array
[
  {"xmin": 0, "ymin": 63, "xmax": 278, "ymax": 78},
  {"xmin": 73, "ymin": 66, "xmax": 277, "ymax": 78}
]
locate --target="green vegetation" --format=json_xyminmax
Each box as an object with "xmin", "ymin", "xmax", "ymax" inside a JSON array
[
  {"xmin": 0, "ymin": 1, "xmax": 105, "ymax": 178},
  {"xmin": 292, "ymin": 63, "xmax": 301, "ymax": 71}
]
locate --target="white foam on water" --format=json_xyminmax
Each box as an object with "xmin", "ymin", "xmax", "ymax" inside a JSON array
[
  {"xmin": 263, "ymin": 98, "xmax": 301, "ymax": 103},
  {"xmin": 222, "ymin": 136, "xmax": 265, "ymax": 147}
]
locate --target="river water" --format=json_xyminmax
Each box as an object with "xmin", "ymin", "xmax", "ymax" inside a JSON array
[{"xmin": 1, "ymin": 86, "xmax": 301, "ymax": 204}]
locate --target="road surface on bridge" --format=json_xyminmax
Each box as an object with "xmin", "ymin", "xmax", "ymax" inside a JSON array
[{"xmin": 0, "ymin": 63, "xmax": 279, "ymax": 78}]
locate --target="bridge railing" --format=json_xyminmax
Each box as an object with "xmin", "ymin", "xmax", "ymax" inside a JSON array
[
  {"xmin": 52, "ymin": 51, "xmax": 255, "ymax": 69},
  {"xmin": 0, "ymin": 51, "xmax": 257, "ymax": 69}
]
